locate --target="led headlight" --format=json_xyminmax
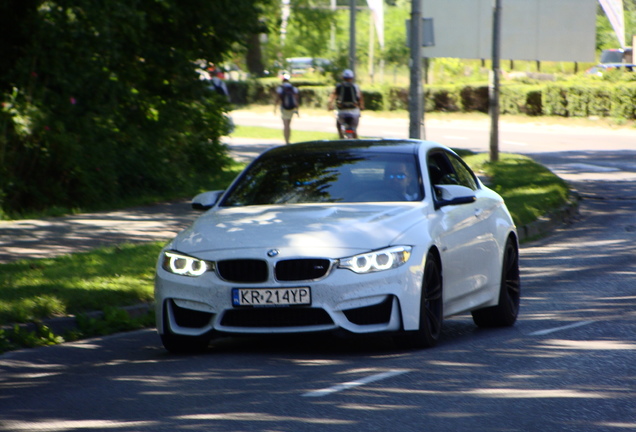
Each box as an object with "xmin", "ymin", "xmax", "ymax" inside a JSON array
[
  {"xmin": 338, "ymin": 246, "xmax": 412, "ymax": 274},
  {"xmin": 162, "ymin": 251, "xmax": 213, "ymax": 277}
]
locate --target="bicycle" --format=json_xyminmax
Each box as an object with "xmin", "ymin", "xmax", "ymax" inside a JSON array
[{"xmin": 338, "ymin": 113, "xmax": 357, "ymax": 139}]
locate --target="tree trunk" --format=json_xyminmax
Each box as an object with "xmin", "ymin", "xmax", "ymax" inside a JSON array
[{"xmin": 246, "ymin": 33, "xmax": 265, "ymax": 77}]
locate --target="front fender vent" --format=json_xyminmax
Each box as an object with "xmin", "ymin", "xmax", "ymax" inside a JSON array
[
  {"xmin": 170, "ymin": 300, "xmax": 214, "ymax": 329},
  {"xmin": 343, "ymin": 296, "xmax": 393, "ymax": 325}
]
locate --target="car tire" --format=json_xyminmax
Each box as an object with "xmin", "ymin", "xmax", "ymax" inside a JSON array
[
  {"xmin": 471, "ymin": 236, "xmax": 520, "ymax": 327},
  {"xmin": 395, "ymin": 251, "xmax": 443, "ymax": 349},
  {"xmin": 160, "ymin": 333, "xmax": 210, "ymax": 354}
]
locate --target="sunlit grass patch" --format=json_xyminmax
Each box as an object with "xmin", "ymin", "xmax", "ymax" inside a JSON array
[
  {"xmin": 232, "ymin": 125, "xmax": 338, "ymax": 142},
  {"xmin": 464, "ymin": 153, "xmax": 570, "ymax": 226},
  {"xmin": 0, "ymin": 243, "xmax": 163, "ymax": 325}
]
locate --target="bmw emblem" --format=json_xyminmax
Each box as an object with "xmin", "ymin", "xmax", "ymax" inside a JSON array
[{"xmin": 267, "ymin": 249, "xmax": 280, "ymax": 257}]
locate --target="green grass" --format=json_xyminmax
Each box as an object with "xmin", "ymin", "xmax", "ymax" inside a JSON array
[
  {"xmin": 0, "ymin": 243, "xmax": 164, "ymax": 352},
  {"xmin": 0, "ymin": 125, "xmax": 572, "ymax": 352},
  {"xmin": 233, "ymin": 125, "xmax": 339, "ymax": 142},
  {"xmin": 0, "ymin": 243, "xmax": 162, "ymax": 325},
  {"xmin": 463, "ymin": 152, "xmax": 570, "ymax": 227}
]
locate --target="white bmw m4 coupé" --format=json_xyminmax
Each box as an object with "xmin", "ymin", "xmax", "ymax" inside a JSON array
[{"xmin": 155, "ymin": 139, "xmax": 520, "ymax": 353}]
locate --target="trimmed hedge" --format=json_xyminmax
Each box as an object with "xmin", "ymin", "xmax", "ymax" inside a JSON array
[
  {"xmin": 612, "ymin": 85, "xmax": 636, "ymax": 119},
  {"xmin": 231, "ymin": 79, "xmax": 636, "ymax": 120},
  {"xmin": 501, "ymin": 84, "xmax": 542, "ymax": 116},
  {"xmin": 426, "ymin": 85, "xmax": 462, "ymax": 112}
]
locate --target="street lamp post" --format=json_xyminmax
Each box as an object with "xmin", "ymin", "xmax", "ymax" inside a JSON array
[
  {"xmin": 409, "ymin": 0, "xmax": 423, "ymax": 139},
  {"xmin": 350, "ymin": 0, "xmax": 356, "ymax": 74},
  {"xmin": 489, "ymin": 0, "xmax": 502, "ymax": 162}
]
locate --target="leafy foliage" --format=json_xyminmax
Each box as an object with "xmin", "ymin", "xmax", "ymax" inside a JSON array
[
  {"xmin": 0, "ymin": 310, "xmax": 155, "ymax": 354},
  {"xmin": 257, "ymin": 0, "xmax": 636, "ymax": 76},
  {"xmin": 0, "ymin": 243, "xmax": 162, "ymax": 325},
  {"xmin": 0, "ymin": 324, "xmax": 64, "ymax": 353},
  {"xmin": 0, "ymin": 0, "xmax": 271, "ymax": 218},
  {"xmin": 597, "ymin": 1, "xmax": 636, "ymax": 50}
]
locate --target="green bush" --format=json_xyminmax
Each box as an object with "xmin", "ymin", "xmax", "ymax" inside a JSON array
[
  {"xmin": 1, "ymin": 88, "xmax": 232, "ymax": 217},
  {"xmin": 540, "ymin": 82, "xmax": 636, "ymax": 118},
  {"xmin": 387, "ymin": 86, "xmax": 409, "ymax": 111},
  {"xmin": 525, "ymin": 89, "xmax": 543, "ymax": 116},
  {"xmin": 363, "ymin": 89, "xmax": 385, "ymax": 111},
  {"xmin": 298, "ymin": 86, "xmax": 332, "ymax": 109},
  {"xmin": 501, "ymin": 84, "xmax": 543, "ymax": 116},
  {"xmin": 237, "ymin": 77, "xmax": 636, "ymax": 122},
  {"xmin": 611, "ymin": 84, "xmax": 636, "ymax": 119},
  {"xmin": 460, "ymin": 85, "xmax": 489, "ymax": 113},
  {"xmin": 426, "ymin": 85, "xmax": 461, "ymax": 112},
  {"xmin": 226, "ymin": 80, "xmax": 251, "ymax": 105},
  {"xmin": 542, "ymin": 84, "xmax": 569, "ymax": 116},
  {"xmin": 0, "ymin": 0, "xmax": 269, "ymax": 219}
]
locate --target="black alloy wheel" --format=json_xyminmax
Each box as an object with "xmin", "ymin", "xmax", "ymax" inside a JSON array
[
  {"xmin": 471, "ymin": 236, "xmax": 521, "ymax": 327},
  {"xmin": 395, "ymin": 251, "xmax": 443, "ymax": 349}
]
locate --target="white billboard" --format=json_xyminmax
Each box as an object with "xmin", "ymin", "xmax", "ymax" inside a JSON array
[{"xmin": 421, "ymin": 0, "xmax": 597, "ymax": 62}]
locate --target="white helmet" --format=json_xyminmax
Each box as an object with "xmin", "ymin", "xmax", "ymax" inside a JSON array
[{"xmin": 342, "ymin": 69, "xmax": 354, "ymax": 79}]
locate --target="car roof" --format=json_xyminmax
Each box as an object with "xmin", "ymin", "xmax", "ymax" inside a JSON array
[{"xmin": 260, "ymin": 139, "xmax": 448, "ymax": 158}]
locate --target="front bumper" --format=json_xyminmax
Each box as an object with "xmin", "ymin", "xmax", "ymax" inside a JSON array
[{"xmin": 154, "ymin": 257, "xmax": 425, "ymax": 338}]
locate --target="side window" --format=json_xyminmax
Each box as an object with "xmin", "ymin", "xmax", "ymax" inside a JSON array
[
  {"xmin": 427, "ymin": 152, "xmax": 456, "ymax": 186},
  {"xmin": 427, "ymin": 150, "xmax": 479, "ymax": 200},
  {"xmin": 447, "ymin": 153, "xmax": 478, "ymax": 191}
]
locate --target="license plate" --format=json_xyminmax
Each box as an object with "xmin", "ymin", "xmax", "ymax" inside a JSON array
[{"xmin": 232, "ymin": 287, "xmax": 311, "ymax": 307}]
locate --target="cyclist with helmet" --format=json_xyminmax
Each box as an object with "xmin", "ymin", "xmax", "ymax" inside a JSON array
[{"xmin": 328, "ymin": 69, "xmax": 365, "ymax": 139}]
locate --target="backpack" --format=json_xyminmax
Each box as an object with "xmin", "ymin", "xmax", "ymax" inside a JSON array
[
  {"xmin": 336, "ymin": 82, "xmax": 358, "ymax": 109},
  {"xmin": 281, "ymin": 85, "xmax": 298, "ymax": 110}
]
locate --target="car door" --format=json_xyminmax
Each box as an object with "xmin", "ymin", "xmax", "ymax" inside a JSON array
[{"xmin": 427, "ymin": 150, "xmax": 499, "ymax": 316}]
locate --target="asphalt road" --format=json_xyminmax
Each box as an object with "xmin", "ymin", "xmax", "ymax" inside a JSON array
[
  {"xmin": 0, "ymin": 113, "xmax": 635, "ymax": 431},
  {"xmin": 0, "ymin": 213, "xmax": 634, "ymax": 432},
  {"xmin": 228, "ymin": 109, "xmax": 636, "ymax": 153}
]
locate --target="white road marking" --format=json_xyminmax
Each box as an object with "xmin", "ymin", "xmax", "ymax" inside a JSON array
[
  {"xmin": 442, "ymin": 135, "xmax": 469, "ymax": 140},
  {"xmin": 302, "ymin": 369, "xmax": 409, "ymax": 397},
  {"xmin": 563, "ymin": 163, "xmax": 620, "ymax": 172},
  {"xmin": 529, "ymin": 320, "xmax": 596, "ymax": 336}
]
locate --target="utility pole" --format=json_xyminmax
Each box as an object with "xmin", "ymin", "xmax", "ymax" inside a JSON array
[
  {"xmin": 408, "ymin": 0, "xmax": 424, "ymax": 139},
  {"xmin": 349, "ymin": 0, "xmax": 356, "ymax": 74},
  {"xmin": 330, "ymin": 0, "xmax": 336, "ymax": 51},
  {"xmin": 489, "ymin": 0, "xmax": 502, "ymax": 162}
]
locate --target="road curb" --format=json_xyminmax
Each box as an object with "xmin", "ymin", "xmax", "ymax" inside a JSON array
[
  {"xmin": 518, "ymin": 192, "xmax": 581, "ymax": 243},
  {"xmin": 2, "ymin": 303, "xmax": 154, "ymax": 338}
]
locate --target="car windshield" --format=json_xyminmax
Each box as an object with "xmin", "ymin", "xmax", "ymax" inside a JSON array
[
  {"xmin": 221, "ymin": 149, "xmax": 423, "ymax": 206},
  {"xmin": 600, "ymin": 50, "xmax": 626, "ymax": 63}
]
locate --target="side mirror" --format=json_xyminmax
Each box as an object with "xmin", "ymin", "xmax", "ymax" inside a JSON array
[
  {"xmin": 434, "ymin": 184, "xmax": 476, "ymax": 209},
  {"xmin": 192, "ymin": 190, "xmax": 224, "ymax": 211}
]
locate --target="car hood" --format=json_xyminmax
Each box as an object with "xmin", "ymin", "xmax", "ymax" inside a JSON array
[{"xmin": 169, "ymin": 203, "xmax": 428, "ymax": 257}]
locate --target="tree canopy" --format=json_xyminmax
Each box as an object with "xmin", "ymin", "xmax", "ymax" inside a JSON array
[
  {"xmin": 259, "ymin": 0, "xmax": 636, "ymax": 74},
  {"xmin": 0, "ymin": 0, "xmax": 271, "ymax": 217}
]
